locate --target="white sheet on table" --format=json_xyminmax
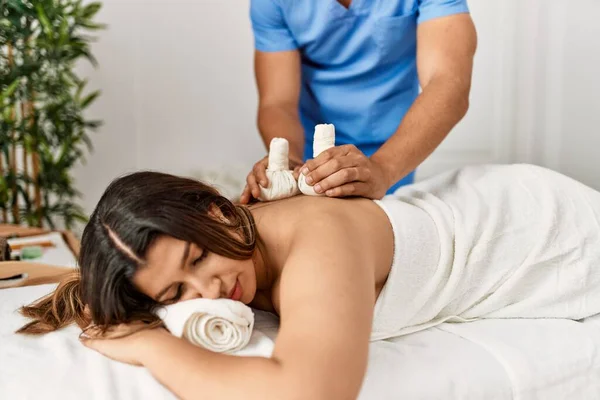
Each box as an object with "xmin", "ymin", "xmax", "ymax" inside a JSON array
[
  {"xmin": 0, "ymin": 284, "xmax": 277, "ymax": 400},
  {"xmin": 2, "ymin": 284, "xmax": 600, "ymax": 399},
  {"xmin": 437, "ymin": 317, "xmax": 600, "ymax": 400}
]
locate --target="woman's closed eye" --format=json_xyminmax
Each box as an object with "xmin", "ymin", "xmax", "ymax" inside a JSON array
[
  {"xmin": 164, "ymin": 251, "xmax": 209, "ymax": 304},
  {"xmin": 192, "ymin": 250, "xmax": 208, "ymax": 267},
  {"xmin": 165, "ymin": 284, "xmax": 184, "ymax": 304}
]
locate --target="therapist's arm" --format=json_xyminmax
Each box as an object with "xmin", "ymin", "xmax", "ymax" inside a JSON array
[
  {"xmin": 255, "ymin": 50, "xmax": 305, "ymax": 162},
  {"xmin": 239, "ymin": 50, "xmax": 305, "ymax": 204},
  {"xmin": 370, "ymin": 13, "xmax": 477, "ymax": 188},
  {"xmin": 302, "ymin": 13, "xmax": 477, "ymax": 199}
]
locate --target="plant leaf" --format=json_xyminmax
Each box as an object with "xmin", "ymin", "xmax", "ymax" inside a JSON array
[
  {"xmin": 0, "ymin": 79, "xmax": 20, "ymax": 103},
  {"xmin": 81, "ymin": 2, "xmax": 103, "ymax": 19},
  {"xmin": 59, "ymin": 17, "xmax": 69, "ymax": 46},
  {"xmin": 75, "ymin": 79, "xmax": 88, "ymax": 100},
  {"xmin": 80, "ymin": 90, "xmax": 100, "ymax": 109},
  {"xmin": 36, "ymin": 4, "xmax": 54, "ymax": 39},
  {"xmin": 79, "ymin": 21, "xmax": 107, "ymax": 30}
]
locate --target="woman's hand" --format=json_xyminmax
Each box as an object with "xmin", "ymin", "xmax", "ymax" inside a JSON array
[{"xmin": 80, "ymin": 323, "xmax": 169, "ymax": 366}]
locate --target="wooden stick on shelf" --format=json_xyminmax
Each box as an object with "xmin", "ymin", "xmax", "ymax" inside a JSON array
[
  {"xmin": 7, "ymin": 44, "xmax": 19, "ymax": 224},
  {"xmin": 0, "ymin": 152, "xmax": 7, "ymax": 223}
]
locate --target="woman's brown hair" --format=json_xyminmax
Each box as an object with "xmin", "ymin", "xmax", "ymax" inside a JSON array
[{"xmin": 17, "ymin": 171, "xmax": 256, "ymax": 335}]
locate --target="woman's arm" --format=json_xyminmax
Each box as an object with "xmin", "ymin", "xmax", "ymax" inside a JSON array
[{"xmin": 85, "ymin": 213, "xmax": 375, "ymax": 400}]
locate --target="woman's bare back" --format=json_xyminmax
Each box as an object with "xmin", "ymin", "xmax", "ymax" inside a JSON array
[{"xmin": 248, "ymin": 195, "xmax": 395, "ymax": 314}]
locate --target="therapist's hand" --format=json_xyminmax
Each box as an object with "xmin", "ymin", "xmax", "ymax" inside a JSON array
[
  {"xmin": 239, "ymin": 155, "xmax": 303, "ymax": 204},
  {"xmin": 300, "ymin": 145, "xmax": 391, "ymax": 199}
]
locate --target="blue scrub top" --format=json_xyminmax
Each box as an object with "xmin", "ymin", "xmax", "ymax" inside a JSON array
[{"xmin": 250, "ymin": 0, "xmax": 470, "ymax": 192}]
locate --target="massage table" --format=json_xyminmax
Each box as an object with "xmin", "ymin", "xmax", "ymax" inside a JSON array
[{"xmin": 1, "ymin": 233, "xmax": 599, "ymax": 399}]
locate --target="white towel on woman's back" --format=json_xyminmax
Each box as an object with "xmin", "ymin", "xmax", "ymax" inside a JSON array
[{"xmin": 371, "ymin": 164, "xmax": 600, "ymax": 341}]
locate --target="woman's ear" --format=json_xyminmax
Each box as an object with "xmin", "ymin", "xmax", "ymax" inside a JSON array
[{"xmin": 208, "ymin": 204, "xmax": 230, "ymax": 224}]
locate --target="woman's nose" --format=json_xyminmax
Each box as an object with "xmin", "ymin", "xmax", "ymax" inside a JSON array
[{"xmin": 186, "ymin": 276, "xmax": 221, "ymax": 300}]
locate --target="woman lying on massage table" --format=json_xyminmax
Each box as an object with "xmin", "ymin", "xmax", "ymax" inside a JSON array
[{"xmin": 18, "ymin": 163, "xmax": 600, "ymax": 400}]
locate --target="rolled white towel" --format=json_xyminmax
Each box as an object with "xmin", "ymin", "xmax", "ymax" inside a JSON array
[
  {"xmin": 156, "ymin": 298, "xmax": 254, "ymax": 354},
  {"xmin": 298, "ymin": 124, "xmax": 335, "ymax": 196}
]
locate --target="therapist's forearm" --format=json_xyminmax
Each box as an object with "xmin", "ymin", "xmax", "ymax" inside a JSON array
[
  {"xmin": 371, "ymin": 76, "xmax": 470, "ymax": 185},
  {"xmin": 258, "ymin": 104, "xmax": 305, "ymax": 163}
]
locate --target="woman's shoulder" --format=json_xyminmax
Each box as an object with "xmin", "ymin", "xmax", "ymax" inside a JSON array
[
  {"xmin": 248, "ymin": 195, "xmax": 389, "ymax": 237},
  {"xmin": 248, "ymin": 195, "xmax": 374, "ymax": 220}
]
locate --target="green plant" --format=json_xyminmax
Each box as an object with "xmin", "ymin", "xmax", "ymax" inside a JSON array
[{"xmin": 0, "ymin": 0, "xmax": 104, "ymax": 229}]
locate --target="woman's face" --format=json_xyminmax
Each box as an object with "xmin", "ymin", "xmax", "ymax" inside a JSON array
[{"xmin": 132, "ymin": 235, "xmax": 257, "ymax": 305}]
